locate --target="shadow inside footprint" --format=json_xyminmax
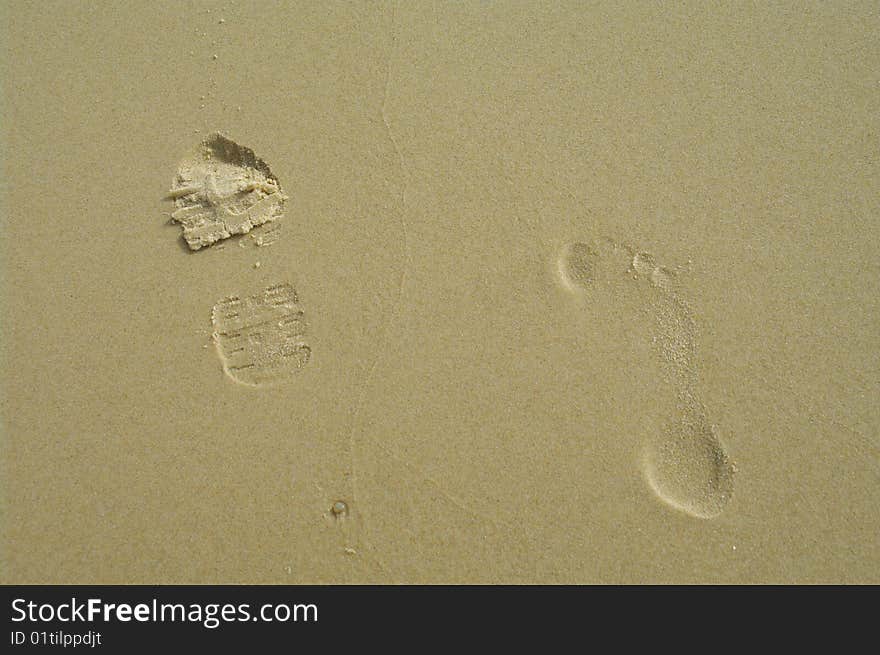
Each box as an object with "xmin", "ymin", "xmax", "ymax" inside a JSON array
[
  {"xmin": 557, "ymin": 241, "xmax": 597, "ymax": 290},
  {"xmin": 556, "ymin": 238, "xmax": 631, "ymax": 293},
  {"xmin": 643, "ymin": 400, "xmax": 736, "ymax": 519}
]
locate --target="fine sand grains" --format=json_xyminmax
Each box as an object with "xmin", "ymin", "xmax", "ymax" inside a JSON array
[
  {"xmin": 557, "ymin": 237, "xmax": 736, "ymax": 519},
  {"xmin": 168, "ymin": 133, "xmax": 287, "ymax": 250},
  {"xmin": 212, "ymin": 283, "xmax": 311, "ymax": 387}
]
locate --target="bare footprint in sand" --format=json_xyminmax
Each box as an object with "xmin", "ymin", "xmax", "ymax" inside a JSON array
[
  {"xmin": 642, "ymin": 396, "xmax": 735, "ymax": 519},
  {"xmin": 557, "ymin": 238, "xmax": 736, "ymax": 519}
]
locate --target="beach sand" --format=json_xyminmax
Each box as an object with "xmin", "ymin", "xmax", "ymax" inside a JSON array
[{"xmin": 1, "ymin": 1, "xmax": 877, "ymax": 583}]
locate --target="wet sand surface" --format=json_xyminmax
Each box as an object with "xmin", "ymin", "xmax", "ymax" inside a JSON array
[{"xmin": 2, "ymin": 1, "xmax": 878, "ymax": 583}]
